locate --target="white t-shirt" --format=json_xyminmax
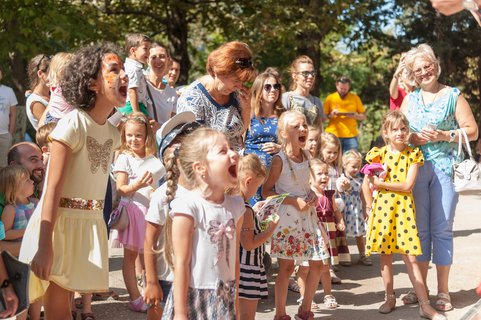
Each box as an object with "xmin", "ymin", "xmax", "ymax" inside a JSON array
[
  {"xmin": 145, "ymin": 80, "xmax": 177, "ymax": 125},
  {"xmin": 25, "ymin": 93, "xmax": 48, "ymax": 131},
  {"xmin": 0, "ymin": 85, "xmax": 18, "ymax": 134},
  {"xmin": 113, "ymin": 153, "xmax": 165, "ymax": 207},
  {"xmin": 125, "ymin": 58, "xmax": 150, "ymax": 108},
  {"xmin": 170, "ymin": 190, "xmax": 245, "ymax": 289},
  {"xmin": 145, "ymin": 184, "xmax": 188, "ymax": 281}
]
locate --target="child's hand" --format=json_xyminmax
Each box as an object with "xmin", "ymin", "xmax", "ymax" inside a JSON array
[
  {"xmin": 295, "ymin": 197, "xmax": 310, "ymax": 211},
  {"xmin": 144, "ymin": 281, "xmax": 163, "ymax": 310},
  {"xmin": 266, "ymin": 213, "xmax": 280, "ymax": 229},
  {"xmin": 135, "ymin": 171, "xmax": 154, "ymax": 189},
  {"xmin": 304, "ymin": 190, "xmax": 318, "ymax": 207},
  {"xmin": 337, "ymin": 221, "xmax": 345, "ymax": 231},
  {"xmin": 0, "ymin": 285, "xmax": 18, "ymax": 318},
  {"xmin": 31, "ymin": 246, "xmax": 53, "ymax": 280}
]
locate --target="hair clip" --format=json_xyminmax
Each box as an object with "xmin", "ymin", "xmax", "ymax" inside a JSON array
[
  {"xmin": 173, "ymin": 147, "xmax": 180, "ymax": 157},
  {"xmin": 235, "ymin": 58, "xmax": 253, "ymax": 69}
]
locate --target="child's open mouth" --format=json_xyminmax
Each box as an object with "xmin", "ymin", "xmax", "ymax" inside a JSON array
[
  {"xmin": 228, "ymin": 164, "xmax": 237, "ymax": 179},
  {"xmin": 299, "ymin": 136, "xmax": 306, "ymax": 143},
  {"xmin": 119, "ymin": 85, "xmax": 127, "ymax": 98}
]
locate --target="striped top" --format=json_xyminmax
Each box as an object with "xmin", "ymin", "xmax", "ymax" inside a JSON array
[{"xmin": 239, "ymin": 203, "xmax": 265, "ymax": 267}]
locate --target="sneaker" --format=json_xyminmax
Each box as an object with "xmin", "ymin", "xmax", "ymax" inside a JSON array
[
  {"xmin": 358, "ymin": 254, "xmax": 373, "ymax": 266},
  {"xmin": 339, "ymin": 261, "xmax": 351, "ymax": 267},
  {"xmin": 128, "ymin": 296, "xmax": 148, "ymax": 313},
  {"xmin": 330, "ymin": 269, "xmax": 342, "ymax": 284}
]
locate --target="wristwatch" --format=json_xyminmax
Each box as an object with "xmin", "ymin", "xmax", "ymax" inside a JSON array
[{"xmin": 449, "ymin": 130, "xmax": 456, "ymax": 143}]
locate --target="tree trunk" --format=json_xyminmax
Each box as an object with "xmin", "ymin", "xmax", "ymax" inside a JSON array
[{"xmin": 165, "ymin": 4, "xmax": 190, "ymax": 86}]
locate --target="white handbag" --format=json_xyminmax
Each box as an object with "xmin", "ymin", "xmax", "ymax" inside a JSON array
[{"xmin": 452, "ymin": 128, "xmax": 481, "ymax": 193}]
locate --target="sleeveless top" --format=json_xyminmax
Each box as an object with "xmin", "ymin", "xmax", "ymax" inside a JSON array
[
  {"xmin": 26, "ymin": 93, "xmax": 49, "ymax": 130},
  {"xmin": 274, "ymin": 150, "xmax": 311, "ymax": 198},
  {"xmin": 244, "ymin": 116, "xmax": 279, "ymax": 168},
  {"xmin": 13, "ymin": 201, "xmax": 35, "ymax": 230},
  {"xmin": 239, "ymin": 203, "xmax": 264, "ymax": 267},
  {"xmin": 406, "ymin": 87, "xmax": 460, "ymax": 177}
]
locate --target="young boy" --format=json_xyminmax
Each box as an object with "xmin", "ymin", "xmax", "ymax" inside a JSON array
[{"xmin": 119, "ymin": 33, "xmax": 152, "ymax": 116}]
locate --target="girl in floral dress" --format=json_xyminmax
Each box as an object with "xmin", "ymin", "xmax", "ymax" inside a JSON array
[{"xmin": 262, "ymin": 110, "xmax": 326, "ymax": 320}]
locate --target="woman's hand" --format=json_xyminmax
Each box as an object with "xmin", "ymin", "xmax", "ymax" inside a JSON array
[
  {"xmin": 430, "ymin": 0, "xmax": 465, "ymax": 15},
  {"xmin": 0, "ymin": 285, "xmax": 18, "ymax": 318},
  {"xmin": 420, "ymin": 128, "xmax": 443, "ymax": 143},
  {"xmin": 261, "ymin": 142, "xmax": 281, "ymax": 154},
  {"xmin": 236, "ymin": 86, "xmax": 251, "ymax": 110},
  {"xmin": 409, "ymin": 132, "xmax": 430, "ymax": 146},
  {"xmin": 31, "ymin": 245, "xmax": 54, "ymax": 280}
]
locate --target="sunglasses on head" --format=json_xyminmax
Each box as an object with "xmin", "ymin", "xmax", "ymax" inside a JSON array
[
  {"xmin": 235, "ymin": 58, "xmax": 253, "ymax": 69},
  {"xmin": 263, "ymin": 83, "xmax": 281, "ymax": 92},
  {"xmin": 296, "ymin": 71, "xmax": 316, "ymax": 78},
  {"xmin": 35, "ymin": 54, "xmax": 51, "ymax": 72}
]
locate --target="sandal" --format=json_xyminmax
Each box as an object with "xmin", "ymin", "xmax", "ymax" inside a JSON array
[
  {"xmin": 435, "ymin": 293, "xmax": 453, "ymax": 312},
  {"xmin": 274, "ymin": 316, "xmax": 292, "ymax": 320},
  {"xmin": 329, "ymin": 269, "xmax": 342, "ymax": 284},
  {"xmin": 294, "ymin": 307, "xmax": 314, "ymax": 320},
  {"xmin": 129, "ymin": 296, "xmax": 148, "ymax": 313},
  {"xmin": 402, "ymin": 289, "xmax": 419, "ymax": 305},
  {"xmin": 72, "ymin": 310, "xmax": 78, "ymax": 320},
  {"xmin": 378, "ymin": 292, "xmax": 396, "ymax": 314},
  {"xmin": 358, "ymin": 254, "xmax": 373, "ymax": 266},
  {"xmin": 324, "ymin": 294, "xmax": 338, "ymax": 309},
  {"xmin": 92, "ymin": 290, "xmax": 120, "ymax": 301},
  {"xmin": 288, "ymin": 278, "xmax": 300, "ymax": 293},
  {"xmin": 419, "ymin": 299, "xmax": 447, "ymax": 320},
  {"xmin": 81, "ymin": 313, "xmax": 96, "ymax": 320}
]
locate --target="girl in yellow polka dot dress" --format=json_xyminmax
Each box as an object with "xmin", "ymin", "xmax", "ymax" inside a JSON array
[{"xmin": 363, "ymin": 111, "xmax": 446, "ymax": 320}]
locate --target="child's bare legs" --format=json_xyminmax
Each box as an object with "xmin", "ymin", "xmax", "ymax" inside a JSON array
[
  {"xmin": 275, "ymin": 258, "xmax": 295, "ymax": 317},
  {"xmin": 239, "ymin": 298, "xmax": 258, "ymax": 320},
  {"xmin": 403, "ymin": 255, "xmax": 440, "ymax": 317},
  {"xmin": 299, "ymin": 260, "xmax": 322, "ymax": 313},
  {"xmin": 297, "ymin": 265, "xmax": 309, "ymax": 301},
  {"xmin": 356, "ymin": 236, "xmax": 365, "ymax": 255},
  {"xmin": 44, "ymin": 282, "xmax": 72, "ymax": 320},
  {"xmin": 81, "ymin": 293, "xmax": 93, "ymax": 315},
  {"xmin": 319, "ymin": 264, "xmax": 332, "ymax": 295},
  {"xmin": 123, "ymin": 248, "xmax": 142, "ymax": 301},
  {"xmin": 379, "ymin": 254, "xmax": 396, "ymax": 312}
]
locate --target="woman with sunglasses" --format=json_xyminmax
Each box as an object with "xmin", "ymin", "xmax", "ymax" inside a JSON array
[
  {"xmin": 282, "ymin": 55, "xmax": 324, "ymax": 129},
  {"xmin": 26, "ymin": 54, "xmax": 51, "ymax": 131},
  {"xmin": 400, "ymin": 43, "xmax": 478, "ymax": 314},
  {"xmin": 176, "ymin": 41, "xmax": 256, "ymax": 151}
]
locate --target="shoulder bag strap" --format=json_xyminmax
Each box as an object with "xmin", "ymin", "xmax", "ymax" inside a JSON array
[{"xmin": 458, "ymin": 128, "xmax": 474, "ymax": 160}]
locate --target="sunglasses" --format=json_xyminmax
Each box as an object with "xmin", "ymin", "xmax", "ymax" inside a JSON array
[
  {"xmin": 235, "ymin": 58, "xmax": 253, "ymax": 69},
  {"xmin": 296, "ymin": 71, "xmax": 316, "ymax": 78},
  {"xmin": 263, "ymin": 83, "xmax": 281, "ymax": 92}
]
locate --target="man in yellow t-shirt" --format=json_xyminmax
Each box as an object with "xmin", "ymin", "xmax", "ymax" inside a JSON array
[{"xmin": 324, "ymin": 76, "xmax": 366, "ymax": 151}]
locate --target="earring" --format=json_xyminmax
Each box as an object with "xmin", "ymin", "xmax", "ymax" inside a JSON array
[{"xmin": 201, "ymin": 175, "xmax": 206, "ymax": 179}]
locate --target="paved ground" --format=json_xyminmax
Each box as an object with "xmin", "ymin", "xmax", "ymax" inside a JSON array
[{"xmin": 90, "ymin": 193, "xmax": 481, "ymax": 319}]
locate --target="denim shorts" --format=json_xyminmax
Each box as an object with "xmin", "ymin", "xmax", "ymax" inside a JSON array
[{"xmin": 340, "ymin": 137, "xmax": 359, "ymax": 152}]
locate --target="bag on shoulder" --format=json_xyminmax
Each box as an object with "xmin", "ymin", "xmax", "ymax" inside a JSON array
[
  {"xmin": 108, "ymin": 203, "xmax": 129, "ymax": 231},
  {"xmin": 452, "ymin": 128, "xmax": 481, "ymax": 193}
]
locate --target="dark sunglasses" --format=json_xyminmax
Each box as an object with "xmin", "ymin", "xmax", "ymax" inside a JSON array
[
  {"xmin": 235, "ymin": 58, "xmax": 253, "ymax": 69},
  {"xmin": 35, "ymin": 54, "xmax": 51, "ymax": 72},
  {"xmin": 296, "ymin": 71, "xmax": 316, "ymax": 78},
  {"xmin": 263, "ymin": 83, "xmax": 281, "ymax": 92}
]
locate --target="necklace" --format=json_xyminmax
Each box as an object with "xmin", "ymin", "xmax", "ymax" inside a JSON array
[
  {"xmin": 421, "ymin": 84, "xmax": 444, "ymax": 106},
  {"xmin": 318, "ymin": 191, "xmax": 328, "ymax": 215}
]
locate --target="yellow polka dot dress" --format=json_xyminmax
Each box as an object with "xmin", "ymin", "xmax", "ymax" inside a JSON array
[{"xmin": 365, "ymin": 146, "xmax": 424, "ymax": 256}]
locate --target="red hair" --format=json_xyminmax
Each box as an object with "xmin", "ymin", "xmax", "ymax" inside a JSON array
[{"xmin": 206, "ymin": 41, "xmax": 256, "ymax": 82}]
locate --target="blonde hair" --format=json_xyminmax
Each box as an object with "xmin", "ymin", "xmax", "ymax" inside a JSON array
[
  {"xmin": 238, "ymin": 154, "xmax": 266, "ymax": 180},
  {"xmin": 163, "ymin": 128, "xmax": 226, "ymax": 269},
  {"xmin": 0, "ymin": 165, "xmax": 30, "ymax": 205},
  {"xmin": 277, "ymin": 110, "xmax": 307, "ymax": 148},
  {"xmin": 250, "ymin": 70, "xmax": 285, "ymax": 119},
  {"xmin": 118, "ymin": 112, "xmax": 157, "ymax": 157},
  {"xmin": 47, "ymin": 52, "xmax": 73, "ymax": 87},
  {"xmin": 36, "ymin": 122, "xmax": 57, "ymax": 149},
  {"xmin": 342, "ymin": 149, "xmax": 363, "ymax": 168},
  {"xmin": 404, "ymin": 44, "xmax": 441, "ymax": 85},
  {"xmin": 307, "ymin": 125, "xmax": 321, "ymax": 157},
  {"xmin": 320, "ymin": 132, "xmax": 342, "ymax": 170},
  {"xmin": 288, "ymin": 55, "xmax": 314, "ymax": 91},
  {"xmin": 309, "ymin": 158, "xmax": 329, "ymax": 183},
  {"xmin": 381, "ymin": 110, "xmax": 410, "ymax": 144}
]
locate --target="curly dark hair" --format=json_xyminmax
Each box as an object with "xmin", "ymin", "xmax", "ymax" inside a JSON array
[{"xmin": 61, "ymin": 42, "xmax": 121, "ymax": 110}]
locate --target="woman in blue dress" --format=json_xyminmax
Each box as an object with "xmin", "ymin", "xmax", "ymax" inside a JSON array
[{"xmin": 244, "ymin": 69, "xmax": 285, "ymax": 204}]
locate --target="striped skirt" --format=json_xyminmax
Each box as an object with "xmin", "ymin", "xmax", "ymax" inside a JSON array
[
  {"xmin": 239, "ymin": 263, "xmax": 268, "ymax": 300},
  {"xmin": 319, "ymin": 215, "xmax": 351, "ymax": 265}
]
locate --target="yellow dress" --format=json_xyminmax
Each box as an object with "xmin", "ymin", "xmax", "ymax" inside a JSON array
[
  {"xmin": 365, "ymin": 146, "xmax": 424, "ymax": 256},
  {"xmin": 19, "ymin": 110, "xmax": 120, "ymax": 301}
]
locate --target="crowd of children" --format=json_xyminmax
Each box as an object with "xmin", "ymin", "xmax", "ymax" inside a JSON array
[{"xmin": 0, "ymin": 35, "xmax": 467, "ymax": 320}]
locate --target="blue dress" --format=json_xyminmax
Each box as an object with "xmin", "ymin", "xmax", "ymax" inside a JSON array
[{"xmin": 244, "ymin": 116, "xmax": 279, "ymax": 169}]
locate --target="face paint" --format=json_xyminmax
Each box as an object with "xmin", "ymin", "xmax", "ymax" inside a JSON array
[{"xmin": 100, "ymin": 53, "xmax": 128, "ymax": 105}]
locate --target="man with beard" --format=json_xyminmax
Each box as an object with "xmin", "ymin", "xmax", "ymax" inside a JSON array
[
  {"xmin": 324, "ymin": 76, "xmax": 366, "ymax": 152},
  {"xmin": 7, "ymin": 142, "xmax": 45, "ymax": 198}
]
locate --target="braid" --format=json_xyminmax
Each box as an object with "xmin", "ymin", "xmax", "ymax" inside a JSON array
[{"xmin": 163, "ymin": 148, "xmax": 180, "ymax": 270}]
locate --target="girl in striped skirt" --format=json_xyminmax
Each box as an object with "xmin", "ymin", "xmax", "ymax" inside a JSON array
[{"xmin": 237, "ymin": 154, "xmax": 279, "ymax": 320}]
